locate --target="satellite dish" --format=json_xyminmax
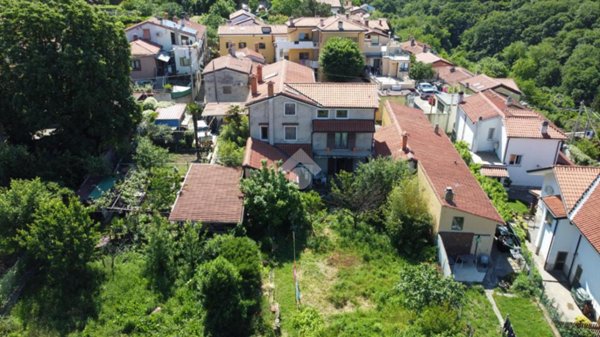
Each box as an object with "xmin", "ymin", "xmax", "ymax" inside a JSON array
[{"xmin": 544, "ymin": 186, "xmax": 554, "ymax": 195}]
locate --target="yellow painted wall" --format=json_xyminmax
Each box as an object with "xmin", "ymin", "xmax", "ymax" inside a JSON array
[
  {"xmin": 287, "ymin": 28, "xmax": 315, "ymax": 42},
  {"xmin": 321, "ymin": 31, "xmax": 365, "ymax": 56},
  {"xmin": 287, "ymin": 49, "xmax": 317, "ymax": 63},
  {"xmin": 416, "ymin": 165, "xmax": 497, "ymax": 255},
  {"xmin": 218, "ymin": 34, "xmax": 277, "ymax": 63}
]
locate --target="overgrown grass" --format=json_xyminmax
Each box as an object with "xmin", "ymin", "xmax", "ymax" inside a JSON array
[
  {"xmin": 508, "ymin": 200, "xmax": 529, "ymax": 216},
  {"xmin": 494, "ymin": 294, "xmax": 554, "ymax": 337},
  {"xmin": 462, "ymin": 288, "xmax": 500, "ymax": 337}
]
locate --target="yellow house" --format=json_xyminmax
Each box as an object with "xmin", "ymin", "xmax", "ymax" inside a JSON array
[
  {"xmin": 375, "ymin": 101, "xmax": 504, "ymax": 257},
  {"xmin": 217, "ymin": 25, "xmax": 287, "ymax": 63}
]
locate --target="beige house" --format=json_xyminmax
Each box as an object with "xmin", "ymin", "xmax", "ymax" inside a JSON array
[
  {"xmin": 203, "ymin": 54, "xmax": 255, "ymax": 103},
  {"xmin": 375, "ymin": 101, "xmax": 504, "ymax": 257},
  {"xmin": 130, "ymin": 40, "xmax": 162, "ymax": 81}
]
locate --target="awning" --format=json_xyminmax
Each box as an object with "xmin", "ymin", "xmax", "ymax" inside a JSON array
[
  {"xmin": 157, "ymin": 53, "xmax": 171, "ymax": 63},
  {"xmin": 479, "ymin": 166, "xmax": 509, "ymax": 178}
]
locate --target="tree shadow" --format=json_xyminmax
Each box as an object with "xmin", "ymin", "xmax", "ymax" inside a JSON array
[
  {"xmin": 262, "ymin": 227, "xmax": 309, "ymax": 266},
  {"xmin": 13, "ymin": 266, "xmax": 104, "ymax": 335}
]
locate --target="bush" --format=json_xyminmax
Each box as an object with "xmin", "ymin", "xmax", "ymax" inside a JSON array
[
  {"xmin": 569, "ymin": 145, "xmax": 597, "ymax": 165},
  {"xmin": 142, "ymin": 97, "xmax": 158, "ymax": 110},
  {"xmin": 218, "ymin": 140, "xmax": 244, "ymax": 167},
  {"xmin": 134, "ymin": 137, "xmax": 169, "ymax": 170},
  {"xmin": 320, "ymin": 37, "xmax": 365, "ymax": 81},
  {"xmin": 416, "ymin": 304, "xmax": 465, "ymax": 336},
  {"xmin": 510, "ymin": 272, "xmax": 542, "ymax": 297},
  {"xmin": 289, "ymin": 306, "xmax": 325, "ymax": 337},
  {"xmin": 144, "ymin": 216, "xmax": 177, "ymax": 297},
  {"xmin": 395, "ymin": 264, "xmax": 465, "ymax": 310},
  {"xmin": 575, "ymin": 138, "xmax": 600, "ymax": 160}
]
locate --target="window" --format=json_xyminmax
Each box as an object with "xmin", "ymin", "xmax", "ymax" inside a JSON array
[
  {"xmin": 284, "ymin": 126, "xmax": 297, "ymax": 140},
  {"xmin": 544, "ymin": 210, "xmax": 554, "ymax": 226},
  {"xmin": 225, "ymin": 42, "xmax": 232, "ymax": 48},
  {"xmin": 317, "ymin": 109, "xmax": 329, "ymax": 118},
  {"xmin": 180, "ymin": 57, "xmax": 191, "ymax": 66},
  {"xmin": 284, "ymin": 103, "xmax": 296, "ymax": 116},
  {"xmin": 181, "ymin": 35, "xmax": 190, "ymax": 45},
  {"xmin": 258, "ymin": 42, "xmax": 266, "ymax": 49},
  {"xmin": 335, "ymin": 132, "xmax": 348, "ymax": 148},
  {"xmin": 487, "ymin": 128, "xmax": 495, "ymax": 140},
  {"xmin": 299, "ymin": 52, "xmax": 310, "ymax": 60},
  {"xmin": 131, "ymin": 59, "xmax": 141, "ymax": 71},
  {"xmin": 451, "ymin": 217, "xmax": 464, "ymax": 231},
  {"xmin": 238, "ymin": 42, "xmax": 247, "ymax": 48},
  {"xmin": 336, "ymin": 110, "xmax": 348, "ymax": 118},
  {"xmin": 170, "ymin": 32, "xmax": 176, "ymax": 45},
  {"xmin": 222, "ymin": 86, "xmax": 232, "ymax": 94},
  {"xmin": 371, "ymin": 34, "xmax": 379, "ymax": 46},
  {"xmin": 260, "ymin": 125, "xmax": 268, "ymax": 140},
  {"xmin": 508, "ymin": 154, "xmax": 523, "ymax": 165},
  {"xmin": 399, "ymin": 62, "xmax": 409, "ymax": 72},
  {"xmin": 299, "ymin": 32, "xmax": 310, "ymax": 41}
]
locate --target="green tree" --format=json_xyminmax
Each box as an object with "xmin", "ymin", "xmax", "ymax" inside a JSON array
[
  {"xmin": 145, "ymin": 215, "xmax": 177, "ymax": 297},
  {"xmin": 241, "ymin": 162, "xmax": 305, "ymax": 235},
  {"xmin": 144, "ymin": 167, "xmax": 181, "ymax": 212},
  {"xmin": 409, "ymin": 60, "xmax": 435, "ymax": 81},
  {"xmin": 196, "ymin": 257, "xmax": 249, "ymax": 337},
  {"xmin": 0, "ymin": 0, "xmax": 140, "ymax": 179},
  {"xmin": 385, "ymin": 177, "xmax": 433, "ymax": 257},
  {"xmin": 320, "ymin": 37, "xmax": 365, "ymax": 81},
  {"xmin": 330, "ymin": 157, "xmax": 410, "ymax": 215},
  {"xmin": 220, "ymin": 106, "xmax": 249, "ymax": 147},
  {"xmin": 134, "ymin": 137, "xmax": 169, "ymax": 170},
  {"xmin": 562, "ymin": 44, "xmax": 600, "ymax": 104},
  {"xmin": 476, "ymin": 57, "xmax": 508, "ymax": 77},
  {"xmin": 18, "ymin": 197, "xmax": 99, "ymax": 280},
  {"xmin": 395, "ymin": 264, "xmax": 465, "ymax": 310}
]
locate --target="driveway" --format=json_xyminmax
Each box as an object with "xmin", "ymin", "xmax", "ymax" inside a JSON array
[{"xmin": 525, "ymin": 222, "xmax": 583, "ymax": 322}]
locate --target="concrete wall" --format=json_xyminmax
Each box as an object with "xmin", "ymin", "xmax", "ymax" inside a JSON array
[
  {"xmin": 455, "ymin": 107, "xmax": 476, "ymax": 149},
  {"xmin": 472, "ymin": 117, "xmax": 502, "ymax": 153},
  {"xmin": 569, "ymin": 236, "xmax": 600, "ymax": 313},
  {"xmin": 130, "ymin": 56, "xmax": 157, "ymax": 80},
  {"xmin": 248, "ymin": 96, "xmax": 313, "ymax": 144},
  {"xmin": 126, "ymin": 22, "xmax": 198, "ymax": 50},
  {"xmin": 505, "ymin": 138, "xmax": 561, "ymax": 187},
  {"xmin": 204, "ymin": 69, "xmax": 249, "ymax": 103},
  {"xmin": 219, "ymin": 34, "xmax": 277, "ymax": 63}
]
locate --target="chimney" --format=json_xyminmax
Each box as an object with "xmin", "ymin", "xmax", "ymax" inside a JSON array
[
  {"xmin": 423, "ymin": 44, "xmax": 428, "ymax": 53},
  {"xmin": 445, "ymin": 187, "xmax": 454, "ymax": 203},
  {"xmin": 434, "ymin": 124, "xmax": 440, "ymax": 135},
  {"xmin": 401, "ymin": 131, "xmax": 408, "ymax": 151},
  {"xmin": 410, "ymin": 37, "xmax": 415, "ymax": 46},
  {"xmin": 250, "ymin": 75, "xmax": 258, "ymax": 96},
  {"xmin": 320, "ymin": 18, "xmax": 325, "ymax": 27},
  {"xmin": 256, "ymin": 64, "xmax": 263, "ymax": 83},
  {"xmin": 541, "ymin": 120, "xmax": 549, "ymax": 136},
  {"xmin": 289, "ymin": 16, "xmax": 294, "ymax": 27},
  {"xmin": 364, "ymin": 19, "xmax": 369, "ymax": 27},
  {"xmin": 338, "ymin": 21, "xmax": 343, "ymax": 30},
  {"xmin": 458, "ymin": 91, "xmax": 464, "ymax": 104},
  {"xmin": 450, "ymin": 66, "xmax": 456, "ymax": 73},
  {"xmin": 267, "ymin": 81, "xmax": 274, "ymax": 97},
  {"xmin": 506, "ymin": 96, "xmax": 513, "ymax": 106},
  {"xmin": 346, "ymin": 13, "xmax": 350, "ymax": 19}
]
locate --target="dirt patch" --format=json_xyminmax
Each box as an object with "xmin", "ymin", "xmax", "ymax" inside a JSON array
[{"xmin": 327, "ymin": 252, "xmax": 360, "ymax": 268}]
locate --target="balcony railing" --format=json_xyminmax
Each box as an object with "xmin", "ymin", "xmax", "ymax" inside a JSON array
[
  {"xmin": 299, "ymin": 59, "xmax": 319, "ymax": 69},
  {"xmin": 276, "ymin": 40, "xmax": 318, "ymax": 50}
]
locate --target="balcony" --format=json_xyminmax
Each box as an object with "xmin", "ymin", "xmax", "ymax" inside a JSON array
[
  {"xmin": 299, "ymin": 59, "xmax": 319, "ymax": 69},
  {"xmin": 275, "ymin": 40, "xmax": 318, "ymax": 51},
  {"xmin": 313, "ymin": 147, "xmax": 372, "ymax": 158}
]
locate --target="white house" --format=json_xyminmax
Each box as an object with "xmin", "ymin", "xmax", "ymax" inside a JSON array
[
  {"xmin": 454, "ymin": 89, "xmax": 567, "ymax": 187},
  {"xmin": 530, "ymin": 165, "xmax": 600, "ymax": 317},
  {"xmin": 125, "ymin": 18, "xmax": 207, "ymax": 83}
]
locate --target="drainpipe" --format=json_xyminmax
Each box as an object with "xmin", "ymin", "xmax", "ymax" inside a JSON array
[
  {"xmin": 567, "ymin": 234, "xmax": 582, "ymax": 284},
  {"xmin": 544, "ymin": 218, "xmax": 559, "ymax": 270},
  {"xmin": 502, "ymin": 137, "xmax": 511, "ymax": 163},
  {"xmin": 552, "ymin": 140, "xmax": 562, "ymax": 164}
]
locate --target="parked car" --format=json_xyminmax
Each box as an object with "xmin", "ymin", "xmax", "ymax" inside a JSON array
[
  {"xmin": 495, "ymin": 225, "xmax": 521, "ymax": 253},
  {"xmin": 196, "ymin": 120, "xmax": 213, "ymax": 143},
  {"xmin": 417, "ymin": 82, "xmax": 437, "ymax": 99}
]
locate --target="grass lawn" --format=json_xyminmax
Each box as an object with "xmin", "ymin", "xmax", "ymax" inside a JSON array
[
  {"xmin": 508, "ymin": 200, "xmax": 529, "ymax": 216},
  {"xmin": 494, "ymin": 293, "xmax": 554, "ymax": 337},
  {"xmin": 168, "ymin": 152, "xmax": 198, "ymax": 175},
  {"xmin": 462, "ymin": 288, "xmax": 501, "ymax": 337}
]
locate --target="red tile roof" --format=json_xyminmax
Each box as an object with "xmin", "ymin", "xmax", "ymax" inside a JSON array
[
  {"xmin": 169, "ymin": 164, "xmax": 243, "ymax": 224},
  {"xmin": 285, "ymin": 83, "xmax": 379, "ymax": 108},
  {"xmin": 400, "ymin": 40, "xmax": 429, "ymax": 55},
  {"xmin": 203, "ymin": 55, "xmax": 254, "ymax": 75},
  {"xmin": 313, "ymin": 120, "xmax": 375, "ymax": 133},
  {"xmin": 480, "ymin": 166, "xmax": 509, "ymax": 178},
  {"xmin": 218, "ymin": 24, "xmax": 288, "ymax": 35},
  {"xmin": 242, "ymin": 138, "xmax": 289, "ymax": 169},
  {"xmin": 415, "ymin": 52, "xmax": 452, "ymax": 67},
  {"xmin": 246, "ymin": 60, "xmax": 316, "ymax": 105},
  {"xmin": 436, "ymin": 66, "xmax": 474, "ymax": 86},
  {"xmin": 460, "ymin": 74, "xmax": 521, "ymax": 94},
  {"xmin": 572, "ymin": 182, "xmax": 600, "ymax": 253},
  {"xmin": 553, "ymin": 166, "xmax": 600, "ymax": 212},
  {"xmin": 375, "ymin": 102, "xmax": 504, "ymax": 223},
  {"xmin": 130, "ymin": 39, "xmax": 161, "ymax": 57},
  {"xmin": 504, "ymin": 117, "xmax": 567, "ymax": 140},
  {"xmin": 542, "ymin": 195, "xmax": 567, "ymax": 218}
]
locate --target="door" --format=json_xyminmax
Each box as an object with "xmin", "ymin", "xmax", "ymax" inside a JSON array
[
  {"xmin": 143, "ymin": 28, "xmax": 151, "ymax": 40},
  {"xmin": 554, "ymin": 251, "xmax": 568, "ymax": 271},
  {"xmin": 572, "ymin": 265, "xmax": 583, "ymax": 287}
]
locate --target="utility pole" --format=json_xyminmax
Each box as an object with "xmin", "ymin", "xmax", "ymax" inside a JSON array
[
  {"xmin": 571, "ymin": 101, "xmax": 584, "ymax": 142},
  {"xmin": 189, "ymin": 45, "xmax": 201, "ymax": 162}
]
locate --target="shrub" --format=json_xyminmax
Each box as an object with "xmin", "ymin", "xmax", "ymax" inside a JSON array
[
  {"xmin": 134, "ymin": 137, "xmax": 169, "ymax": 170},
  {"xmin": 569, "ymin": 145, "xmax": 597, "ymax": 166},
  {"xmin": 395, "ymin": 264, "xmax": 465, "ymax": 310},
  {"xmin": 142, "ymin": 97, "xmax": 158, "ymax": 110},
  {"xmin": 510, "ymin": 272, "xmax": 542, "ymax": 297},
  {"xmin": 320, "ymin": 37, "xmax": 365, "ymax": 81},
  {"xmin": 416, "ymin": 304, "xmax": 464, "ymax": 336},
  {"xmin": 218, "ymin": 140, "xmax": 244, "ymax": 167},
  {"xmin": 289, "ymin": 306, "xmax": 325, "ymax": 337}
]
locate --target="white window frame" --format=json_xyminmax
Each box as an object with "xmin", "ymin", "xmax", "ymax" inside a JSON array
[
  {"xmin": 131, "ymin": 59, "xmax": 141, "ymax": 71},
  {"xmin": 451, "ymin": 217, "xmax": 464, "ymax": 231},
  {"xmin": 336, "ymin": 109, "xmax": 349, "ymax": 119},
  {"xmin": 260, "ymin": 125, "xmax": 269, "ymax": 141},
  {"xmin": 487, "ymin": 128, "xmax": 495, "ymax": 140},
  {"xmin": 238, "ymin": 42, "xmax": 247, "ymax": 49},
  {"xmin": 335, "ymin": 132, "xmax": 348, "ymax": 149},
  {"xmin": 284, "ymin": 102, "xmax": 296, "ymax": 116},
  {"xmin": 180, "ymin": 57, "xmax": 191, "ymax": 67},
  {"xmin": 508, "ymin": 154, "xmax": 523, "ymax": 166},
  {"xmin": 284, "ymin": 126, "xmax": 297, "ymax": 141},
  {"xmin": 316, "ymin": 109, "xmax": 329, "ymax": 119}
]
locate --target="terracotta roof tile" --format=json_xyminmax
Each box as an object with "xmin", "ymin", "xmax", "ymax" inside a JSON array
[
  {"xmin": 235, "ymin": 47, "xmax": 266, "ymax": 63},
  {"xmin": 130, "ymin": 39, "xmax": 161, "ymax": 56},
  {"xmin": 572, "ymin": 183, "xmax": 600, "ymax": 253},
  {"xmin": 246, "ymin": 60, "xmax": 316, "ymax": 104},
  {"xmin": 375, "ymin": 102, "xmax": 504, "ymax": 223},
  {"xmin": 313, "ymin": 120, "xmax": 375, "ymax": 132},
  {"xmin": 480, "ymin": 166, "xmax": 509, "ymax": 178},
  {"xmin": 460, "ymin": 74, "xmax": 521, "ymax": 94},
  {"xmin": 169, "ymin": 164, "xmax": 243, "ymax": 224},
  {"xmin": 156, "ymin": 103, "xmax": 186, "ymax": 121},
  {"xmin": 415, "ymin": 52, "xmax": 452, "ymax": 66},
  {"xmin": 242, "ymin": 138, "xmax": 289, "ymax": 169},
  {"xmin": 504, "ymin": 117, "xmax": 567, "ymax": 140},
  {"xmin": 218, "ymin": 24, "xmax": 287, "ymax": 35},
  {"xmin": 400, "ymin": 40, "xmax": 429, "ymax": 55},
  {"xmin": 203, "ymin": 55, "xmax": 253, "ymax": 74},
  {"xmin": 436, "ymin": 66, "xmax": 474, "ymax": 86},
  {"xmin": 542, "ymin": 195, "xmax": 567, "ymax": 218},
  {"xmin": 553, "ymin": 166, "xmax": 600, "ymax": 212},
  {"xmin": 373, "ymin": 125, "xmax": 403, "ymax": 160},
  {"xmin": 285, "ymin": 83, "xmax": 378, "ymax": 108}
]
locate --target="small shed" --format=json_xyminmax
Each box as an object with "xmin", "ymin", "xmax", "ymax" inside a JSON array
[{"xmin": 155, "ymin": 103, "xmax": 187, "ymax": 129}]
